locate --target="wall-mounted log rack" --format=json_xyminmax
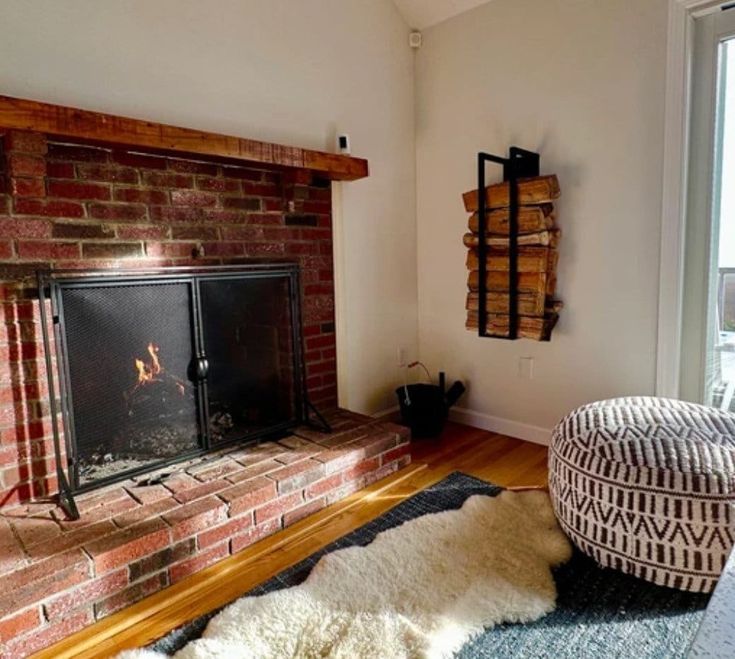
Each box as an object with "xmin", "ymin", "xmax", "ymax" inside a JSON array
[{"xmin": 463, "ymin": 147, "xmax": 562, "ymax": 341}]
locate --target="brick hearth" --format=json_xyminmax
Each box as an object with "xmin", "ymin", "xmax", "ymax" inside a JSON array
[{"xmin": 0, "ymin": 410, "xmax": 411, "ymax": 657}]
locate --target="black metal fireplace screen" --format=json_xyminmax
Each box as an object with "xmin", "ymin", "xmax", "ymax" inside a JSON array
[{"xmin": 39, "ymin": 264, "xmax": 327, "ymax": 519}]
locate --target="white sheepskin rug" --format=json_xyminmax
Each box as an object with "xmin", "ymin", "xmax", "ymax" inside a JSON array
[{"xmin": 120, "ymin": 489, "xmax": 571, "ymax": 659}]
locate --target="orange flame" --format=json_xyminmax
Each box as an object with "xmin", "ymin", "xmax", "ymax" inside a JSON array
[
  {"xmin": 126, "ymin": 343, "xmax": 187, "ymax": 406},
  {"xmin": 135, "ymin": 343, "xmax": 162, "ymax": 385}
]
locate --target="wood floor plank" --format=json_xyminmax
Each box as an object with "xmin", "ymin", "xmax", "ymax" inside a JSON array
[
  {"xmin": 506, "ymin": 449, "xmax": 549, "ymax": 488},
  {"xmin": 32, "ymin": 423, "xmax": 549, "ymax": 659}
]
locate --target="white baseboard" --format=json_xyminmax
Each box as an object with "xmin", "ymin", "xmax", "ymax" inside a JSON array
[{"xmin": 449, "ymin": 407, "xmax": 552, "ymax": 446}]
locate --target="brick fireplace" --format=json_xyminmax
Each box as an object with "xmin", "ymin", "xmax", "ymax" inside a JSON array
[
  {"xmin": 0, "ymin": 124, "xmax": 410, "ymax": 656},
  {"xmin": 0, "ymin": 129, "xmax": 339, "ymax": 507}
]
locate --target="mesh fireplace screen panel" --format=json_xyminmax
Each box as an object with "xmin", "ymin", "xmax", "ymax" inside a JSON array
[
  {"xmin": 199, "ymin": 275, "xmax": 298, "ymax": 443},
  {"xmin": 60, "ymin": 282, "xmax": 200, "ymax": 486}
]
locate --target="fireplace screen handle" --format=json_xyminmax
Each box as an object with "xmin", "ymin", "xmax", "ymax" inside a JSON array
[{"xmin": 194, "ymin": 356, "xmax": 209, "ymax": 380}]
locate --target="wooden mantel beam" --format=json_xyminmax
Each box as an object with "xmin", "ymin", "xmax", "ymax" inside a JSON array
[{"xmin": 0, "ymin": 95, "xmax": 369, "ymax": 181}]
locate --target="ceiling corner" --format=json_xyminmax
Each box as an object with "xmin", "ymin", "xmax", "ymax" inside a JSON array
[{"xmin": 391, "ymin": 0, "xmax": 493, "ymax": 30}]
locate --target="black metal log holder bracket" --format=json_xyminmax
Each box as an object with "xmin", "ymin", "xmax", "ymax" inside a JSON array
[
  {"xmin": 476, "ymin": 147, "xmax": 540, "ymax": 340},
  {"xmin": 37, "ymin": 264, "xmax": 331, "ymax": 520}
]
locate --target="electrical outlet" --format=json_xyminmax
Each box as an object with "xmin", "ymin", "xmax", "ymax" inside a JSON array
[
  {"xmin": 519, "ymin": 357, "xmax": 534, "ymax": 380},
  {"xmin": 398, "ymin": 347, "xmax": 408, "ymax": 368}
]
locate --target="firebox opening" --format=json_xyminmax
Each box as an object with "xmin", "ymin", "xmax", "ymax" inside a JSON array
[{"xmin": 48, "ymin": 266, "xmax": 304, "ymax": 491}]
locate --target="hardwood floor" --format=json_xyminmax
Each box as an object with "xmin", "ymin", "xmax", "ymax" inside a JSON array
[{"xmin": 34, "ymin": 422, "xmax": 548, "ymax": 659}]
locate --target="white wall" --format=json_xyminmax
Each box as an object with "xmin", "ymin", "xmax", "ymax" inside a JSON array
[
  {"xmin": 0, "ymin": 0, "xmax": 675, "ymax": 430},
  {"xmin": 415, "ymin": 0, "xmax": 669, "ymax": 440},
  {"xmin": 0, "ymin": 0, "xmax": 418, "ymax": 414}
]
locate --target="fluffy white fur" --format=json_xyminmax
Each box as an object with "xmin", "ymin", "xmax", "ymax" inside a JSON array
[{"xmin": 120, "ymin": 490, "xmax": 571, "ymax": 659}]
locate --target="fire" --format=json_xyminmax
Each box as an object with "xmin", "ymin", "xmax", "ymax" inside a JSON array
[
  {"xmin": 135, "ymin": 343, "xmax": 162, "ymax": 385},
  {"xmin": 126, "ymin": 343, "xmax": 187, "ymax": 406}
]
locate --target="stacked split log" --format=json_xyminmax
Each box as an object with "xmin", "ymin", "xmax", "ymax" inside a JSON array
[{"xmin": 462, "ymin": 175, "xmax": 562, "ymax": 340}]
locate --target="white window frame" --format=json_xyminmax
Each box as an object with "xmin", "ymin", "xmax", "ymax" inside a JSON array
[{"xmin": 656, "ymin": 0, "xmax": 730, "ymax": 398}]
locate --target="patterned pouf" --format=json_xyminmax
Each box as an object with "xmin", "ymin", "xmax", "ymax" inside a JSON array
[{"xmin": 549, "ymin": 396, "xmax": 735, "ymax": 593}]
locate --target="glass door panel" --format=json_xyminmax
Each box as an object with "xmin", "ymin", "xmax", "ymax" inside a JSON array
[{"xmin": 681, "ymin": 7, "xmax": 735, "ymax": 410}]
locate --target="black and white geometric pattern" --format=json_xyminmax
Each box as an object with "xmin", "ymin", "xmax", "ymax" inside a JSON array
[{"xmin": 549, "ymin": 397, "xmax": 735, "ymax": 593}]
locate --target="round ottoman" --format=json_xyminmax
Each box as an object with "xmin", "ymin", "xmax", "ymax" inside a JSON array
[{"xmin": 549, "ymin": 396, "xmax": 735, "ymax": 593}]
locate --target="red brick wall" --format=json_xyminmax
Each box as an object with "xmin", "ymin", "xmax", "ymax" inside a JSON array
[{"xmin": 0, "ymin": 130, "xmax": 337, "ymax": 508}]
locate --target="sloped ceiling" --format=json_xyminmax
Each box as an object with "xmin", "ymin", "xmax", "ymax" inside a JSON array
[{"xmin": 392, "ymin": 0, "xmax": 492, "ymax": 30}]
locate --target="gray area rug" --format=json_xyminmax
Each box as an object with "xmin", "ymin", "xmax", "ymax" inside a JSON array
[{"xmin": 150, "ymin": 472, "xmax": 709, "ymax": 658}]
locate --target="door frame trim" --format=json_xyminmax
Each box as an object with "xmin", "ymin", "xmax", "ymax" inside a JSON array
[{"xmin": 657, "ymin": 0, "xmax": 726, "ymax": 398}]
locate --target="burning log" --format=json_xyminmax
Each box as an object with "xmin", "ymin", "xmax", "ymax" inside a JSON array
[
  {"xmin": 125, "ymin": 344, "xmax": 186, "ymax": 404},
  {"xmin": 125, "ymin": 376, "xmax": 191, "ymax": 419},
  {"xmin": 124, "ymin": 343, "xmax": 189, "ymax": 414},
  {"xmin": 81, "ymin": 342, "xmax": 207, "ymax": 480}
]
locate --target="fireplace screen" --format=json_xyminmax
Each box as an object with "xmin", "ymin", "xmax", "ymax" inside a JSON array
[
  {"xmin": 61, "ymin": 280, "xmax": 200, "ymax": 485},
  {"xmin": 43, "ymin": 266, "xmax": 305, "ymax": 493},
  {"xmin": 200, "ymin": 276, "xmax": 297, "ymax": 445}
]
